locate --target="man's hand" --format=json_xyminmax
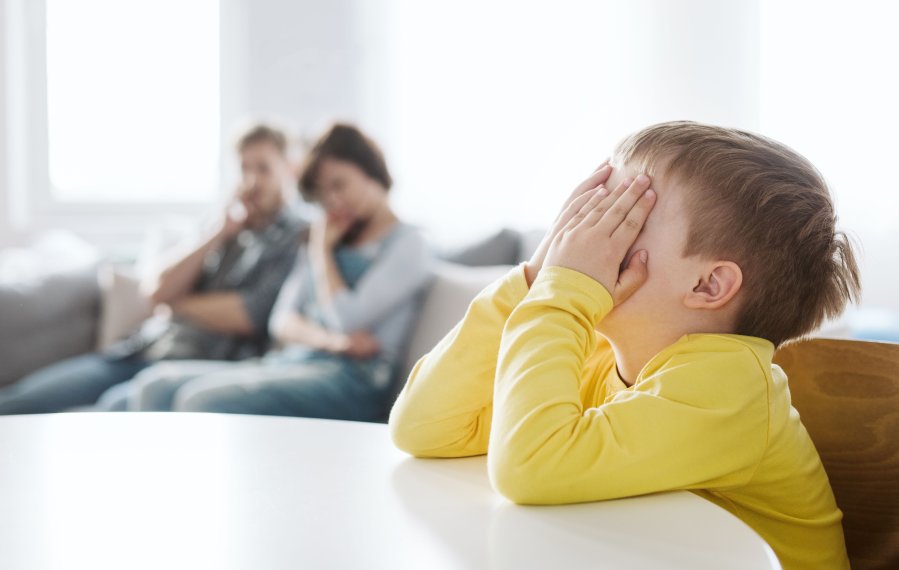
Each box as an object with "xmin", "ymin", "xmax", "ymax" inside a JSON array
[
  {"xmin": 216, "ymin": 189, "xmax": 251, "ymax": 241},
  {"xmin": 543, "ymin": 174, "xmax": 656, "ymax": 305},
  {"xmin": 333, "ymin": 331, "xmax": 381, "ymax": 359},
  {"xmin": 524, "ymin": 162, "xmax": 613, "ymax": 286}
]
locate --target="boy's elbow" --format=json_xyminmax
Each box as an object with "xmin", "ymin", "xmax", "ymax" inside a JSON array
[
  {"xmin": 388, "ymin": 412, "xmax": 432, "ymax": 457},
  {"xmin": 388, "ymin": 403, "xmax": 471, "ymax": 458},
  {"xmin": 489, "ymin": 443, "xmax": 582, "ymax": 505},
  {"xmin": 488, "ymin": 451, "xmax": 549, "ymax": 505}
]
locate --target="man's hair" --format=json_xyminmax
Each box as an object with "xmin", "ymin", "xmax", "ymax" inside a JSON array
[
  {"xmin": 235, "ymin": 123, "xmax": 288, "ymax": 155},
  {"xmin": 614, "ymin": 120, "xmax": 861, "ymax": 347},
  {"xmin": 298, "ymin": 123, "xmax": 392, "ymax": 201}
]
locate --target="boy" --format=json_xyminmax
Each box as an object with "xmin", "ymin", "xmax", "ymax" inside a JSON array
[{"xmin": 389, "ymin": 121, "xmax": 858, "ymax": 569}]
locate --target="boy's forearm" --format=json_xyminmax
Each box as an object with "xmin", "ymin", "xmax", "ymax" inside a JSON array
[
  {"xmin": 489, "ymin": 266, "xmax": 613, "ymax": 502},
  {"xmin": 388, "ymin": 264, "xmax": 530, "ymax": 458}
]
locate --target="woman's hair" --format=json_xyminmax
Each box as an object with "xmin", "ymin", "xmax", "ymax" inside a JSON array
[
  {"xmin": 298, "ymin": 123, "xmax": 392, "ymax": 201},
  {"xmin": 614, "ymin": 120, "xmax": 861, "ymax": 347}
]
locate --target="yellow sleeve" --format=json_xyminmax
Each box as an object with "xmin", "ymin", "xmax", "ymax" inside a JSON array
[
  {"xmin": 488, "ymin": 266, "xmax": 768, "ymax": 504},
  {"xmin": 389, "ymin": 264, "xmax": 530, "ymax": 457}
]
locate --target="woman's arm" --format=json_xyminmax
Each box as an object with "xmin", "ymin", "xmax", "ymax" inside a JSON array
[
  {"xmin": 267, "ymin": 249, "xmax": 378, "ymax": 357},
  {"xmin": 271, "ymin": 312, "xmax": 352, "ymax": 353},
  {"xmin": 316, "ymin": 229, "xmax": 433, "ymax": 333}
]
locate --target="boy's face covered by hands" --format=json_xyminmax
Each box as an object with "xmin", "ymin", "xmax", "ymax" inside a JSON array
[
  {"xmin": 596, "ymin": 163, "xmax": 700, "ymax": 336},
  {"xmin": 543, "ymin": 161, "xmax": 700, "ymax": 337}
]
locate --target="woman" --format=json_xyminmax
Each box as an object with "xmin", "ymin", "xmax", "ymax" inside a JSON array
[{"xmin": 97, "ymin": 123, "xmax": 433, "ymax": 421}]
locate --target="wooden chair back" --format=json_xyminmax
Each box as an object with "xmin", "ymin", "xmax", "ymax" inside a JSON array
[{"xmin": 773, "ymin": 338, "xmax": 899, "ymax": 570}]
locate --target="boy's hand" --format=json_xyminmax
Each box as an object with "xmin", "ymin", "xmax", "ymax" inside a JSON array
[
  {"xmin": 543, "ymin": 174, "xmax": 656, "ymax": 305},
  {"xmin": 524, "ymin": 162, "xmax": 613, "ymax": 286}
]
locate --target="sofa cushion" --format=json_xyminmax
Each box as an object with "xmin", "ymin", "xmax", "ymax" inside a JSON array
[
  {"xmin": 395, "ymin": 261, "xmax": 513, "ymax": 398},
  {"xmin": 0, "ymin": 268, "xmax": 101, "ymax": 387},
  {"xmin": 96, "ymin": 264, "xmax": 154, "ymax": 350},
  {"xmin": 441, "ymin": 229, "xmax": 522, "ymax": 266}
]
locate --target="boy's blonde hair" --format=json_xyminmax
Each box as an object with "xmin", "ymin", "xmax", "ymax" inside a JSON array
[{"xmin": 614, "ymin": 121, "xmax": 860, "ymax": 347}]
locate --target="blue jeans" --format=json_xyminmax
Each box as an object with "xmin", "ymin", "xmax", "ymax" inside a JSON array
[
  {"xmin": 97, "ymin": 354, "xmax": 394, "ymax": 422},
  {"xmin": 0, "ymin": 353, "xmax": 150, "ymax": 415}
]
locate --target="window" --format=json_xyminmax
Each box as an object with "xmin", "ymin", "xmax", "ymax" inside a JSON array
[{"xmin": 45, "ymin": 0, "xmax": 220, "ymax": 204}]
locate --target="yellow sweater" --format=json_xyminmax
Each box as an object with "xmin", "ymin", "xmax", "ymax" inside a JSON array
[{"xmin": 389, "ymin": 264, "xmax": 850, "ymax": 570}]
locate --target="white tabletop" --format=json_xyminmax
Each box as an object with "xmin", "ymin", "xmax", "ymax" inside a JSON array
[{"xmin": 0, "ymin": 413, "xmax": 779, "ymax": 570}]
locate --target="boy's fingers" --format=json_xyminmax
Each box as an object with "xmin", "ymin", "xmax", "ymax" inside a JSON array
[
  {"xmin": 610, "ymin": 188, "xmax": 656, "ymax": 247},
  {"xmin": 597, "ymin": 174, "xmax": 652, "ymax": 233},
  {"xmin": 560, "ymin": 185, "xmax": 602, "ymax": 223},
  {"xmin": 560, "ymin": 186, "xmax": 608, "ymax": 234},
  {"xmin": 614, "ymin": 250, "xmax": 649, "ymax": 305},
  {"xmin": 581, "ymin": 175, "xmax": 634, "ymax": 228},
  {"xmin": 563, "ymin": 164, "xmax": 613, "ymax": 210}
]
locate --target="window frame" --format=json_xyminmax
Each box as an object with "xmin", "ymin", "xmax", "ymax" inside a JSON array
[{"xmin": 7, "ymin": 0, "xmax": 223, "ymax": 250}]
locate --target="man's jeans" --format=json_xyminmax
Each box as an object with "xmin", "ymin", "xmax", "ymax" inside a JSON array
[{"xmin": 0, "ymin": 353, "xmax": 150, "ymax": 414}]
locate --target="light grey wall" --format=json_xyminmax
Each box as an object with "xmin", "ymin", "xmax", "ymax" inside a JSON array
[{"xmin": 0, "ymin": 0, "xmax": 7, "ymax": 246}]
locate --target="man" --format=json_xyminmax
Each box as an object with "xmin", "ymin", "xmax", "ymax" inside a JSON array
[{"xmin": 0, "ymin": 123, "xmax": 305, "ymax": 414}]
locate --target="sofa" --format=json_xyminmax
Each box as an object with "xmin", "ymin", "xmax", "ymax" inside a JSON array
[
  {"xmin": 5, "ymin": 226, "xmax": 887, "ymax": 397},
  {"xmin": 0, "ymin": 229, "xmax": 543, "ymax": 398}
]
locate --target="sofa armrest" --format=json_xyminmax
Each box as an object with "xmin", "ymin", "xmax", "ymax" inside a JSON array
[{"xmin": 0, "ymin": 267, "xmax": 101, "ymax": 388}]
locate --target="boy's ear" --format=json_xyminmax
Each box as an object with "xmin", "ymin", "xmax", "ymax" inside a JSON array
[{"xmin": 685, "ymin": 261, "xmax": 743, "ymax": 309}]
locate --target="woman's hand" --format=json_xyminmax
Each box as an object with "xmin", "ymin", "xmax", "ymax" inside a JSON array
[
  {"xmin": 333, "ymin": 331, "xmax": 381, "ymax": 359},
  {"xmin": 310, "ymin": 214, "xmax": 354, "ymax": 253},
  {"xmin": 543, "ymin": 174, "xmax": 656, "ymax": 306},
  {"xmin": 524, "ymin": 162, "xmax": 613, "ymax": 286}
]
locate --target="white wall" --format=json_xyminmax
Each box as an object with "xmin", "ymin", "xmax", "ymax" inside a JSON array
[
  {"xmin": 366, "ymin": 0, "xmax": 761, "ymax": 246},
  {"xmin": 0, "ymin": 0, "xmax": 7, "ymax": 247},
  {"xmin": 1, "ymin": 0, "xmax": 896, "ymax": 311},
  {"xmin": 219, "ymin": 0, "xmax": 370, "ymax": 146}
]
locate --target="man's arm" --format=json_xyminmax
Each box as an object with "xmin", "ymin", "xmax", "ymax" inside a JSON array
[
  {"xmin": 144, "ymin": 206, "xmax": 244, "ymax": 305},
  {"xmin": 168, "ymin": 292, "xmax": 254, "ymax": 335}
]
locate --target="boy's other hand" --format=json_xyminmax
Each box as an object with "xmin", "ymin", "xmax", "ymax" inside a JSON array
[
  {"xmin": 524, "ymin": 162, "xmax": 613, "ymax": 287},
  {"xmin": 544, "ymin": 174, "xmax": 656, "ymax": 305}
]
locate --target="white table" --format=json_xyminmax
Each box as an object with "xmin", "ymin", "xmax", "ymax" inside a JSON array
[{"xmin": 0, "ymin": 414, "xmax": 780, "ymax": 570}]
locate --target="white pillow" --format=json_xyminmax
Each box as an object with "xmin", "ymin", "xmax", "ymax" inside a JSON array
[
  {"xmin": 400, "ymin": 261, "xmax": 513, "ymax": 379},
  {"xmin": 95, "ymin": 264, "xmax": 153, "ymax": 350}
]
